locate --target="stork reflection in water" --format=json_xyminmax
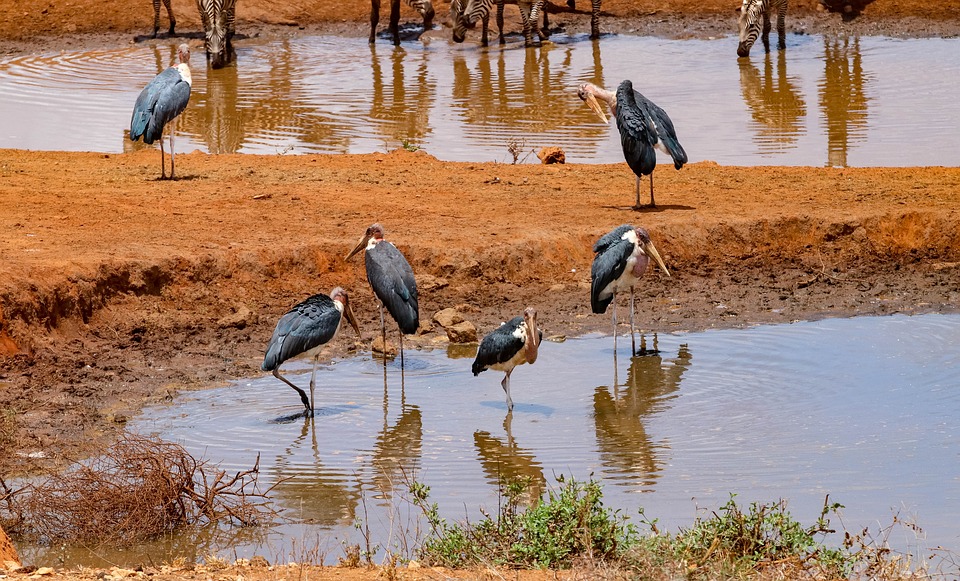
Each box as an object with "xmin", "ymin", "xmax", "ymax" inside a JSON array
[
  {"xmin": 591, "ymin": 225, "xmax": 669, "ymax": 355},
  {"xmin": 595, "ymin": 336, "xmax": 692, "ymax": 489},
  {"xmin": 345, "ymin": 224, "xmax": 420, "ymax": 368},
  {"xmin": 578, "ymin": 80, "xmax": 687, "ymax": 209}
]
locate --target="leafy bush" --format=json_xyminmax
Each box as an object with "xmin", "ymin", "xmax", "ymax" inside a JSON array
[{"xmin": 414, "ymin": 475, "xmax": 639, "ymax": 569}]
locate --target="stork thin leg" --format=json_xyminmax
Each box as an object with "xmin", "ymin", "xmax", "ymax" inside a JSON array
[
  {"xmin": 611, "ymin": 296, "xmax": 618, "ymax": 351},
  {"xmin": 399, "ymin": 332, "xmax": 405, "ymax": 370},
  {"xmin": 649, "ymin": 173, "xmax": 656, "ymax": 207},
  {"xmin": 308, "ymin": 354, "xmax": 319, "ymax": 414},
  {"xmin": 501, "ymin": 369, "xmax": 514, "ymax": 410},
  {"xmin": 169, "ymin": 125, "xmax": 176, "ymax": 180},
  {"xmin": 272, "ymin": 368, "xmax": 313, "ymax": 416},
  {"xmin": 633, "ymin": 176, "xmax": 641, "ymax": 209},
  {"xmin": 379, "ymin": 304, "xmax": 387, "ymax": 364},
  {"xmin": 160, "ymin": 140, "xmax": 167, "ymax": 179},
  {"xmin": 629, "ymin": 287, "xmax": 636, "ymax": 356}
]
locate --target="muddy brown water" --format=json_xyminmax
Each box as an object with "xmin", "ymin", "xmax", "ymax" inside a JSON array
[
  {"xmin": 1, "ymin": 34, "xmax": 958, "ymax": 166},
  {"xmin": 18, "ymin": 313, "xmax": 960, "ymax": 570}
]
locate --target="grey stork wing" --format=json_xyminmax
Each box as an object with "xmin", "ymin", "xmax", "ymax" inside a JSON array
[
  {"xmin": 636, "ymin": 92, "xmax": 688, "ymax": 170},
  {"xmin": 262, "ymin": 294, "xmax": 341, "ymax": 371},
  {"xmin": 130, "ymin": 67, "xmax": 184, "ymax": 143},
  {"xmin": 366, "ymin": 243, "xmax": 420, "ymax": 334},
  {"xmin": 145, "ymin": 77, "xmax": 191, "ymax": 143},
  {"xmin": 590, "ymin": 236, "xmax": 634, "ymax": 314},
  {"xmin": 615, "ymin": 89, "xmax": 658, "ymax": 179},
  {"xmin": 472, "ymin": 316, "xmax": 525, "ymax": 375},
  {"xmin": 592, "ymin": 224, "xmax": 633, "ymax": 254}
]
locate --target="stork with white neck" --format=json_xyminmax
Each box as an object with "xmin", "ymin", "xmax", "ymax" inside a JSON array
[{"xmin": 472, "ymin": 307, "xmax": 542, "ymax": 410}]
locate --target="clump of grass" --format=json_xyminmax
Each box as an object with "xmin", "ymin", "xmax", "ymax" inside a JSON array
[
  {"xmin": 413, "ymin": 475, "xmax": 639, "ymax": 569},
  {"xmin": 635, "ymin": 494, "xmax": 854, "ymax": 579}
]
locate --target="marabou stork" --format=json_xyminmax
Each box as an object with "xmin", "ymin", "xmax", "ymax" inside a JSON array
[
  {"xmin": 345, "ymin": 224, "xmax": 420, "ymax": 366},
  {"xmin": 578, "ymin": 80, "xmax": 687, "ymax": 209},
  {"xmin": 591, "ymin": 225, "xmax": 669, "ymax": 355},
  {"xmin": 472, "ymin": 307, "xmax": 542, "ymax": 411},
  {"xmin": 130, "ymin": 43, "xmax": 192, "ymax": 180},
  {"xmin": 262, "ymin": 287, "xmax": 361, "ymax": 416}
]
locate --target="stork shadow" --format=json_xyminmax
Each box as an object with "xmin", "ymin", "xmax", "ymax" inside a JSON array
[
  {"xmin": 600, "ymin": 203, "xmax": 696, "ymax": 212},
  {"xmin": 149, "ymin": 174, "xmax": 202, "ymax": 182}
]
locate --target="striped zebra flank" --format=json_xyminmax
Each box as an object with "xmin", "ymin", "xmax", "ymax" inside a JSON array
[
  {"xmin": 151, "ymin": 0, "xmax": 175, "ymax": 38},
  {"xmin": 736, "ymin": 0, "xmax": 787, "ymax": 57},
  {"xmin": 196, "ymin": 0, "xmax": 236, "ymax": 69},
  {"xmin": 369, "ymin": 0, "xmax": 435, "ymax": 45}
]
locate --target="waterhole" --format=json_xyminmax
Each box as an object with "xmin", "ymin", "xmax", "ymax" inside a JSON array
[
  {"xmin": 20, "ymin": 313, "xmax": 960, "ymax": 568},
  {"xmin": 1, "ymin": 34, "xmax": 957, "ymax": 166}
]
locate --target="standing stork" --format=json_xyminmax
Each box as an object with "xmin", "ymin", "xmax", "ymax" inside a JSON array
[
  {"xmin": 578, "ymin": 80, "xmax": 687, "ymax": 209},
  {"xmin": 472, "ymin": 307, "xmax": 542, "ymax": 411},
  {"xmin": 345, "ymin": 224, "xmax": 419, "ymax": 367},
  {"xmin": 591, "ymin": 225, "xmax": 669, "ymax": 355},
  {"xmin": 262, "ymin": 287, "xmax": 361, "ymax": 416},
  {"xmin": 130, "ymin": 43, "xmax": 192, "ymax": 180}
]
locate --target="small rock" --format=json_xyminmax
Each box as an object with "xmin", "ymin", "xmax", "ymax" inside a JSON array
[
  {"xmin": 537, "ymin": 146, "xmax": 565, "ymax": 164},
  {"xmin": 218, "ymin": 306, "xmax": 254, "ymax": 329},
  {"xmin": 407, "ymin": 561, "xmax": 421, "ymax": 569},
  {"xmin": 433, "ymin": 308, "xmax": 464, "ymax": 328},
  {"xmin": 371, "ymin": 336, "xmax": 397, "ymax": 358},
  {"xmin": 445, "ymin": 321, "xmax": 478, "ymax": 344},
  {"xmin": 417, "ymin": 274, "xmax": 449, "ymax": 293},
  {"xmin": 33, "ymin": 567, "xmax": 55, "ymax": 576}
]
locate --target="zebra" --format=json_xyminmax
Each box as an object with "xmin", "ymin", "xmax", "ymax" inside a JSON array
[
  {"xmin": 451, "ymin": 0, "xmax": 548, "ymax": 47},
  {"xmin": 196, "ymin": 0, "xmax": 236, "ymax": 69},
  {"xmin": 736, "ymin": 0, "xmax": 787, "ymax": 57},
  {"xmin": 370, "ymin": 0, "xmax": 435, "ymax": 45},
  {"xmin": 151, "ymin": 0, "xmax": 175, "ymax": 38}
]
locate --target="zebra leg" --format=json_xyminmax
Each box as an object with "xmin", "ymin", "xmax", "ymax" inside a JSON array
[
  {"xmin": 390, "ymin": 0, "xmax": 401, "ymax": 45},
  {"xmin": 163, "ymin": 0, "xmax": 176, "ymax": 35},
  {"xmin": 152, "ymin": 0, "xmax": 161, "ymax": 37},
  {"xmin": 369, "ymin": 0, "xmax": 380, "ymax": 43},
  {"xmin": 777, "ymin": 0, "xmax": 787, "ymax": 50},
  {"xmin": 590, "ymin": 0, "xmax": 601, "ymax": 39},
  {"xmin": 481, "ymin": 11, "xmax": 489, "ymax": 46},
  {"xmin": 540, "ymin": 1, "xmax": 550, "ymax": 39},
  {"xmin": 519, "ymin": 0, "xmax": 536, "ymax": 47},
  {"xmin": 761, "ymin": 10, "xmax": 771, "ymax": 53},
  {"xmin": 496, "ymin": 0, "xmax": 506, "ymax": 44},
  {"xmin": 535, "ymin": 0, "xmax": 548, "ymax": 41}
]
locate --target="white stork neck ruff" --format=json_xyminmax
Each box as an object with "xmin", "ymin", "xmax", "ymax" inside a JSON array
[{"xmin": 176, "ymin": 63, "xmax": 192, "ymax": 86}]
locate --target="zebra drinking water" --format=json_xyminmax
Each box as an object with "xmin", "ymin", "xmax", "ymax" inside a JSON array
[
  {"xmin": 451, "ymin": 0, "xmax": 548, "ymax": 47},
  {"xmin": 196, "ymin": 0, "xmax": 236, "ymax": 68},
  {"xmin": 736, "ymin": 0, "xmax": 787, "ymax": 57},
  {"xmin": 151, "ymin": 0, "xmax": 175, "ymax": 38},
  {"xmin": 369, "ymin": 0, "xmax": 435, "ymax": 45}
]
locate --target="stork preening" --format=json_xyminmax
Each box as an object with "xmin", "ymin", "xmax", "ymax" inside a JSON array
[
  {"xmin": 262, "ymin": 287, "xmax": 361, "ymax": 416},
  {"xmin": 130, "ymin": 43, "xmax": 192, "ymax": 180},
  {"xmin": 590, "ymin": 225, "xmax": 669, "ymax": 355},
  {"xmin": 472, "ymin": 307, "xmax": 542, "ymax": 411},
  {"xmin": 578, "ymin": 80, "xmax": 687, "ymax": 209},
  {"xmin": 345, "ymin": 224, "xmax": 420, "ymax": 367}
]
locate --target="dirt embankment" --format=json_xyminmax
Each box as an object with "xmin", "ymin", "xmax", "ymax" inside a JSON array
[{"xmin": 1, "ymin": 147, "xmax": 959, "ymax": 478}]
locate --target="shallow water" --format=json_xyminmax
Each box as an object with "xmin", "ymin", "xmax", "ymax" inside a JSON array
[
  {"xmin": 1, "ymin": 34, "xmax": 958, "ymax": 166},
  {"xmin": 20, "ymin": 313, "xmax": 960, "ymax": 568}
]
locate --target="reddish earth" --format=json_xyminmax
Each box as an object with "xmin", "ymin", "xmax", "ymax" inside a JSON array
[{"xmin": 1, "ymin": 0, "xmax": 959, "ymax": 578}]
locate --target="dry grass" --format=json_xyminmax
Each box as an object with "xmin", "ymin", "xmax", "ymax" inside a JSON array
[{"xmin": 0, "ymin": 432, "xmax": 276, "ymax": 546}]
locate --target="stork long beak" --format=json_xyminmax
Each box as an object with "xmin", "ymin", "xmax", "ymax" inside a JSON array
[
  {"xmin": 343, "ymin": 298, "xmax": 361, "ymax": 338},
  {"xmin": 345, "ymin": 232, "xmax": 370, "ymax": 261},
  {"xmin": 523, "ymin": 307, "xmax": 540, "ymax": 364},
  {"xmin": 642, "ymin": 240, "xmax": 671, "ymax": 277},
  {"xmin": 583, "ymin": 92, "xmax": 609, "ymax": 124}
]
